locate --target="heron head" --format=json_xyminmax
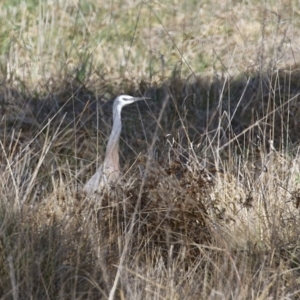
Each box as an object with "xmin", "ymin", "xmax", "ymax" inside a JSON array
[{"xmin": 113, "ymin": 95, "xmax": 151, "ymax": 111}]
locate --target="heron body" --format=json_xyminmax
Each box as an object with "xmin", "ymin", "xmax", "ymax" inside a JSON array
[{"xmin": 84, "ymin": 95, "xmax": 148, "ymax": 193}]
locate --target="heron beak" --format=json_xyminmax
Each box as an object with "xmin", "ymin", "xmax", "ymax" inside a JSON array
[{"xmin": 133, "ymin": 97, "xmax": 152, "ymax": 102}]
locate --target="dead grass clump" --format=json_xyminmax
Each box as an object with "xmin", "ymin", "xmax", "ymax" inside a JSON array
[
  {"xmin": 38, "ymin": 158, "xmax": 213, "ymax": 262},
  {"xmin": 0, "ymin": 158, "xmax": 212, "ymax": 298}
]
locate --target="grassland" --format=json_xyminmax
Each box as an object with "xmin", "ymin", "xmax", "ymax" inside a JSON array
[{"xmin": 0, "ymin": 0, "xmax": 300, "ymax": 299}]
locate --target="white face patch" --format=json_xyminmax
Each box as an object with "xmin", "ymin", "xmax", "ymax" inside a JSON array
[
  {"xmin": 123, "ymin": 96, "xmax": 134, "ymax": 102},
  {"xmin": 114, "ymin": 95, "xmax": 149, "ymax": 112}
]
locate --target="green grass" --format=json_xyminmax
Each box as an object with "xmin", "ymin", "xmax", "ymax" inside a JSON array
[{"xmin": 0, "ymin": 0, "xmax": 299, "ymax": 89}]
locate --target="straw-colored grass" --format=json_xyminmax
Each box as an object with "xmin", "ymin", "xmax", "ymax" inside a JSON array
[
  {"xmin": 1, "ymin": 0, "xmax": 300, "ymax": 89},
  {"xmin": 0, "ymin": 0, "xmax": 300, "ymax": 299}
]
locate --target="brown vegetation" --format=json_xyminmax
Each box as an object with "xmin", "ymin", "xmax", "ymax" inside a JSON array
[
  {"xmin": 1, "ymin": 0, "xmax": 300, "ymax": 299},
  {"xmin": 0, "ymin": 71, "xmax": 300, "ymax": 298}
]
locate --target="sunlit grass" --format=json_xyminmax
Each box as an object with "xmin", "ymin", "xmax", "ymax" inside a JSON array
[{"xmin": 0, "ymin": 0, "xmax": 299, "ymax": 89}]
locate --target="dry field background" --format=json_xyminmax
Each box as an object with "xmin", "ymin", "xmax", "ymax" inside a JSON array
[{"xmin": 0, "ymin": 0, "xmax": 300, "ymax": 299}]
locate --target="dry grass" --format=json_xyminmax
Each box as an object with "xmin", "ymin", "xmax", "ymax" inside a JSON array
[
  {"xmin": 1, "ymin": 0, "xmax": 300, "ymax": 89},
  {"xmin": 1, "ymin": 73, "xmax": 300, "ymax": 299},
  {"xmin": 1, "ymin": 0, "xmax": 300, "ymax": 299}
]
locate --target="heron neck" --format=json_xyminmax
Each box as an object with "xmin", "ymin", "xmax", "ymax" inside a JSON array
[{"xmin": 104, "ymin": 108, "xmax": 122, "ymax": 170}]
